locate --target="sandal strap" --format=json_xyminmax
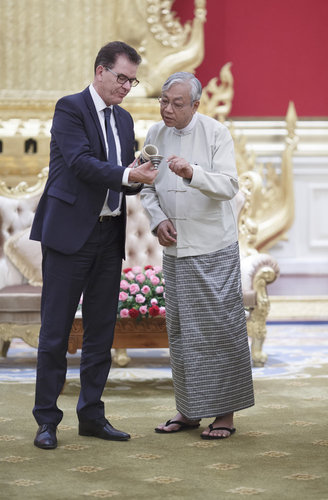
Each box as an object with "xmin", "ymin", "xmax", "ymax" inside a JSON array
[
  {"xmin": 208, "ymin": 425, "xmax": 235, "ymax": 434},
  {"xmin": 165, "ymin": 420, "xmax": 184, "ymax": 427},
  {"xmin": 165, "ymin": 419, "xmax": 200, "ymax": 428}
]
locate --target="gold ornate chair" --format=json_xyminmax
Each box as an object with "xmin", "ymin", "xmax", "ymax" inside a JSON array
[
  {"xmin": 0, "ymin": 167, "xmax": 279, "ymax": 367},
  {"xmin": 237, "ymin": 171, "xmax": 280, "ymax": 365},
  {"xmin": 0, "ymin": 169, "xmax": 47, "ymax": 356}
]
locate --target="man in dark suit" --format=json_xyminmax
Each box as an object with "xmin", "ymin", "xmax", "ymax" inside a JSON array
[{"xmin": 31, "ymin": 41, "xmax": 158, "ymax": 449}]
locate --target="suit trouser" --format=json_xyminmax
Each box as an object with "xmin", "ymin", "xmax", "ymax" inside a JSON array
[{"xmin": 33, "ymin": 217, "xmax": 123, "ymax": 425}]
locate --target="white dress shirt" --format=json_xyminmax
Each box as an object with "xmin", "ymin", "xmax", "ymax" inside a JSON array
[{"xmin": 89, "ymin": 84, "xmax": 131, "ymax": 216}]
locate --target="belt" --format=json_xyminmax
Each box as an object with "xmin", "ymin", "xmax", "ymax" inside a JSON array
[{"xmin": 98, "ymin": 215, "xmax": 113, "ymax": 222}]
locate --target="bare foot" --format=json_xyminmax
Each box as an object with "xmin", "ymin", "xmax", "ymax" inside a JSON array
[
  {"xmin": 201, "ymin": 413, "xmax": 235, "ymax": 439},
  {"xmin": 155, "ymin": 412, "xmax": 201, "ymax": 433}
]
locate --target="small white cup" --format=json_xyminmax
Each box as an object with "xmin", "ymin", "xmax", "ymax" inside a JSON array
[{"xmin": 138, "ymin": 144, "xmax": 163, "ymax": 169}]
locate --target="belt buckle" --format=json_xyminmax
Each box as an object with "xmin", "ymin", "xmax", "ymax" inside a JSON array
[{"xmin": 99, "ymin": 215, "xmax": 112, "ymax": 222}]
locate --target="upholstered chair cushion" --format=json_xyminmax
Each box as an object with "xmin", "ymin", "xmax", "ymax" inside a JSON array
[
  {"xmin": 124, "ymin": 195, "xmax": 163, "ymax": 268},
  {"xmin": 241, "ymin": 253, "xmax": 280, "ymax": 308},
  {"xmin": 242, "ymin": 289, "xmax": 257, "ymax": 308},
  {"xmin": 0, "ymin": 284, "xmax": 42, "ymax": 324},
  {"xmin": 4, "ymin": 227, "xmax": 42, "ymax": 286},
  {"xmin": 0, "ymin": 256, "xmax": 24, "ymax": 290},
  {"xmin": 0, "ymin": 194, "xmax": 41, "ymax": 289}
]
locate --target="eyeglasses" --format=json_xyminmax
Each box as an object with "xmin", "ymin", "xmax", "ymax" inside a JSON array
[
  {"xmin": 158, "ymin": 97, "xmax": 190, "ymax": 110},
  {"xmin": 105, "ymin": 67, "xmax": 139, "ymax": 87}
]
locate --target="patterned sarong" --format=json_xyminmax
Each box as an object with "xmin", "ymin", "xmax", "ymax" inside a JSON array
[{"xmin": 163, "ymin": 241, "xmax": 255, "ymax": 420}]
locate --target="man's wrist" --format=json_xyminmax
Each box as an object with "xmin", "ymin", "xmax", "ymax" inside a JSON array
[
  {"xmin": 128, "ymin": 168, "xmax": 138, "ymax": 183},
  {"xmin": 125, "ymin": 167, "xmax": 141, "ymax": 186}
]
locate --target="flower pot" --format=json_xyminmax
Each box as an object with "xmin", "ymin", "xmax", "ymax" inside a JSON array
[{"xmin": 68, "ymin": 316, "xmax": 168, "ymax": 354}]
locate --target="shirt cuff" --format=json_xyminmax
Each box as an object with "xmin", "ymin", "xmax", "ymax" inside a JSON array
[
  {"xmin": 121, "ymin": 168, "xmax": 131, "ymax": 186},
  {"xmin": 122, "ymin": 167, "xmax": 142, "ymax": 187}
]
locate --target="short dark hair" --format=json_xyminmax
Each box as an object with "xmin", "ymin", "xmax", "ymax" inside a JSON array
[{"xmin": 94, "ymin": 41, "xmax": 141, "ymax": 73}]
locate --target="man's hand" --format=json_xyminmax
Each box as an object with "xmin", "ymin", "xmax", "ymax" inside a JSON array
[
  {"xmin": 156, "ymin": 219, "xmax": 177, "ymax": 247},
  {"xmin": 167, "ymin": 155, "xmax": 193, "ymax": 180},
  {"xmin": 128, "ymin": 160, "xmax": 158, "ymax": 185}
]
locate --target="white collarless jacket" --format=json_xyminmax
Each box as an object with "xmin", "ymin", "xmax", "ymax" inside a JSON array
[{"xmin": 141, "ymin": 113, "xmax": 239, "ymax": 258}]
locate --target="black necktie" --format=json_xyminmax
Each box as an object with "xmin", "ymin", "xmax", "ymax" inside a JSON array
[{"xmin": 103, "ymin": 107, "xmax": 119, "ymax": 211}]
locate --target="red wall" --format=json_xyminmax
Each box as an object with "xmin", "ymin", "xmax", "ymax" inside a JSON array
[{"xmin": 174, "ymin": 0, "xmax": 328, "ymax": 117}]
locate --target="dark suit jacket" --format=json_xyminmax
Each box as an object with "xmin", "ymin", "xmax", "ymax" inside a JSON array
[{"xmin": 31, "ymin": 87, "xmax": 140, "ymax": 256}]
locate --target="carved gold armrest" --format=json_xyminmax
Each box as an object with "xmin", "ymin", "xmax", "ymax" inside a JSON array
[
  {"xmin": 238, "ymin": 170, "xmax": 263, "ymax": 257},
  {"xmin": 0, "ymin": 166, "xmax": 48, "ymax": 198},
  {"xmin": 241, "ymin": 254, "xmax": 280, "ymax": 366}
]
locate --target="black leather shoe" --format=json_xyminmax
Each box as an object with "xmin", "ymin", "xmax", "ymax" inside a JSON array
[
  {"xmin": 79, "ymin": 418, "xmax": 130, "ymax": 441},
  {"xmin": 34, "ymin": 423, "xmax": 57, "ymax": 449}
]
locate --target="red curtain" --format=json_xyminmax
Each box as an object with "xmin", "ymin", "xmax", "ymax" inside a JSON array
[{"xmin": 174, "ymin": 0, "xmax": 328, "ymax": 117}]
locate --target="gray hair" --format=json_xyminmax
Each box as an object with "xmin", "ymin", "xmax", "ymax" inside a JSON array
[{"xmin": 162, "ymin": 72, "xmax": 202, "ymax": 102}]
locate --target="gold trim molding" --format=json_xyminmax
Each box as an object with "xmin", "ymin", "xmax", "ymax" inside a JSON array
[{"xmin": 269, "ymin": 296, "xmax": 328, "ymax": 321}]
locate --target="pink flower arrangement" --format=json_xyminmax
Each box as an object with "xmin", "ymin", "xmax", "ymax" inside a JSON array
[{"xmin": 118, "ymin": 265, "xmax": 165, "ymax": 320}]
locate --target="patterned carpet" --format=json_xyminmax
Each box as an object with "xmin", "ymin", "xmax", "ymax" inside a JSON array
[
  {"xmin": 0, "ymin": 322, "xmax": 328, "ymax": 500},
  {"xmin": 1, "ymin": 322, "xmax": 328, "ymax": 382}
]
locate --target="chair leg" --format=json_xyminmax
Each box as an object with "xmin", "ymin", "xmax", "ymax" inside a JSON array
[
  {"xmin": 247, "ymin": 311, "xmax": 268, "ymax": 367},
  {"xmin": 0, "ymin": 339, "xmax": 11, "ymax": 357},
  {"xmin": 113, "ymin": 348, "xmax": 131, "ymax": 367}
]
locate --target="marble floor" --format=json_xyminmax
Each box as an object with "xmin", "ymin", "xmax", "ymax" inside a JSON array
[{"xmin": 1, "ymin": 322, "xmax": 328, "ymax": 383}]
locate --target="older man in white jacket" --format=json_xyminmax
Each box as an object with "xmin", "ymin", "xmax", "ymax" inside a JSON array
[{"xmin": 141, "ymin": 72, "xmax": 254, "ymax": 439}]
